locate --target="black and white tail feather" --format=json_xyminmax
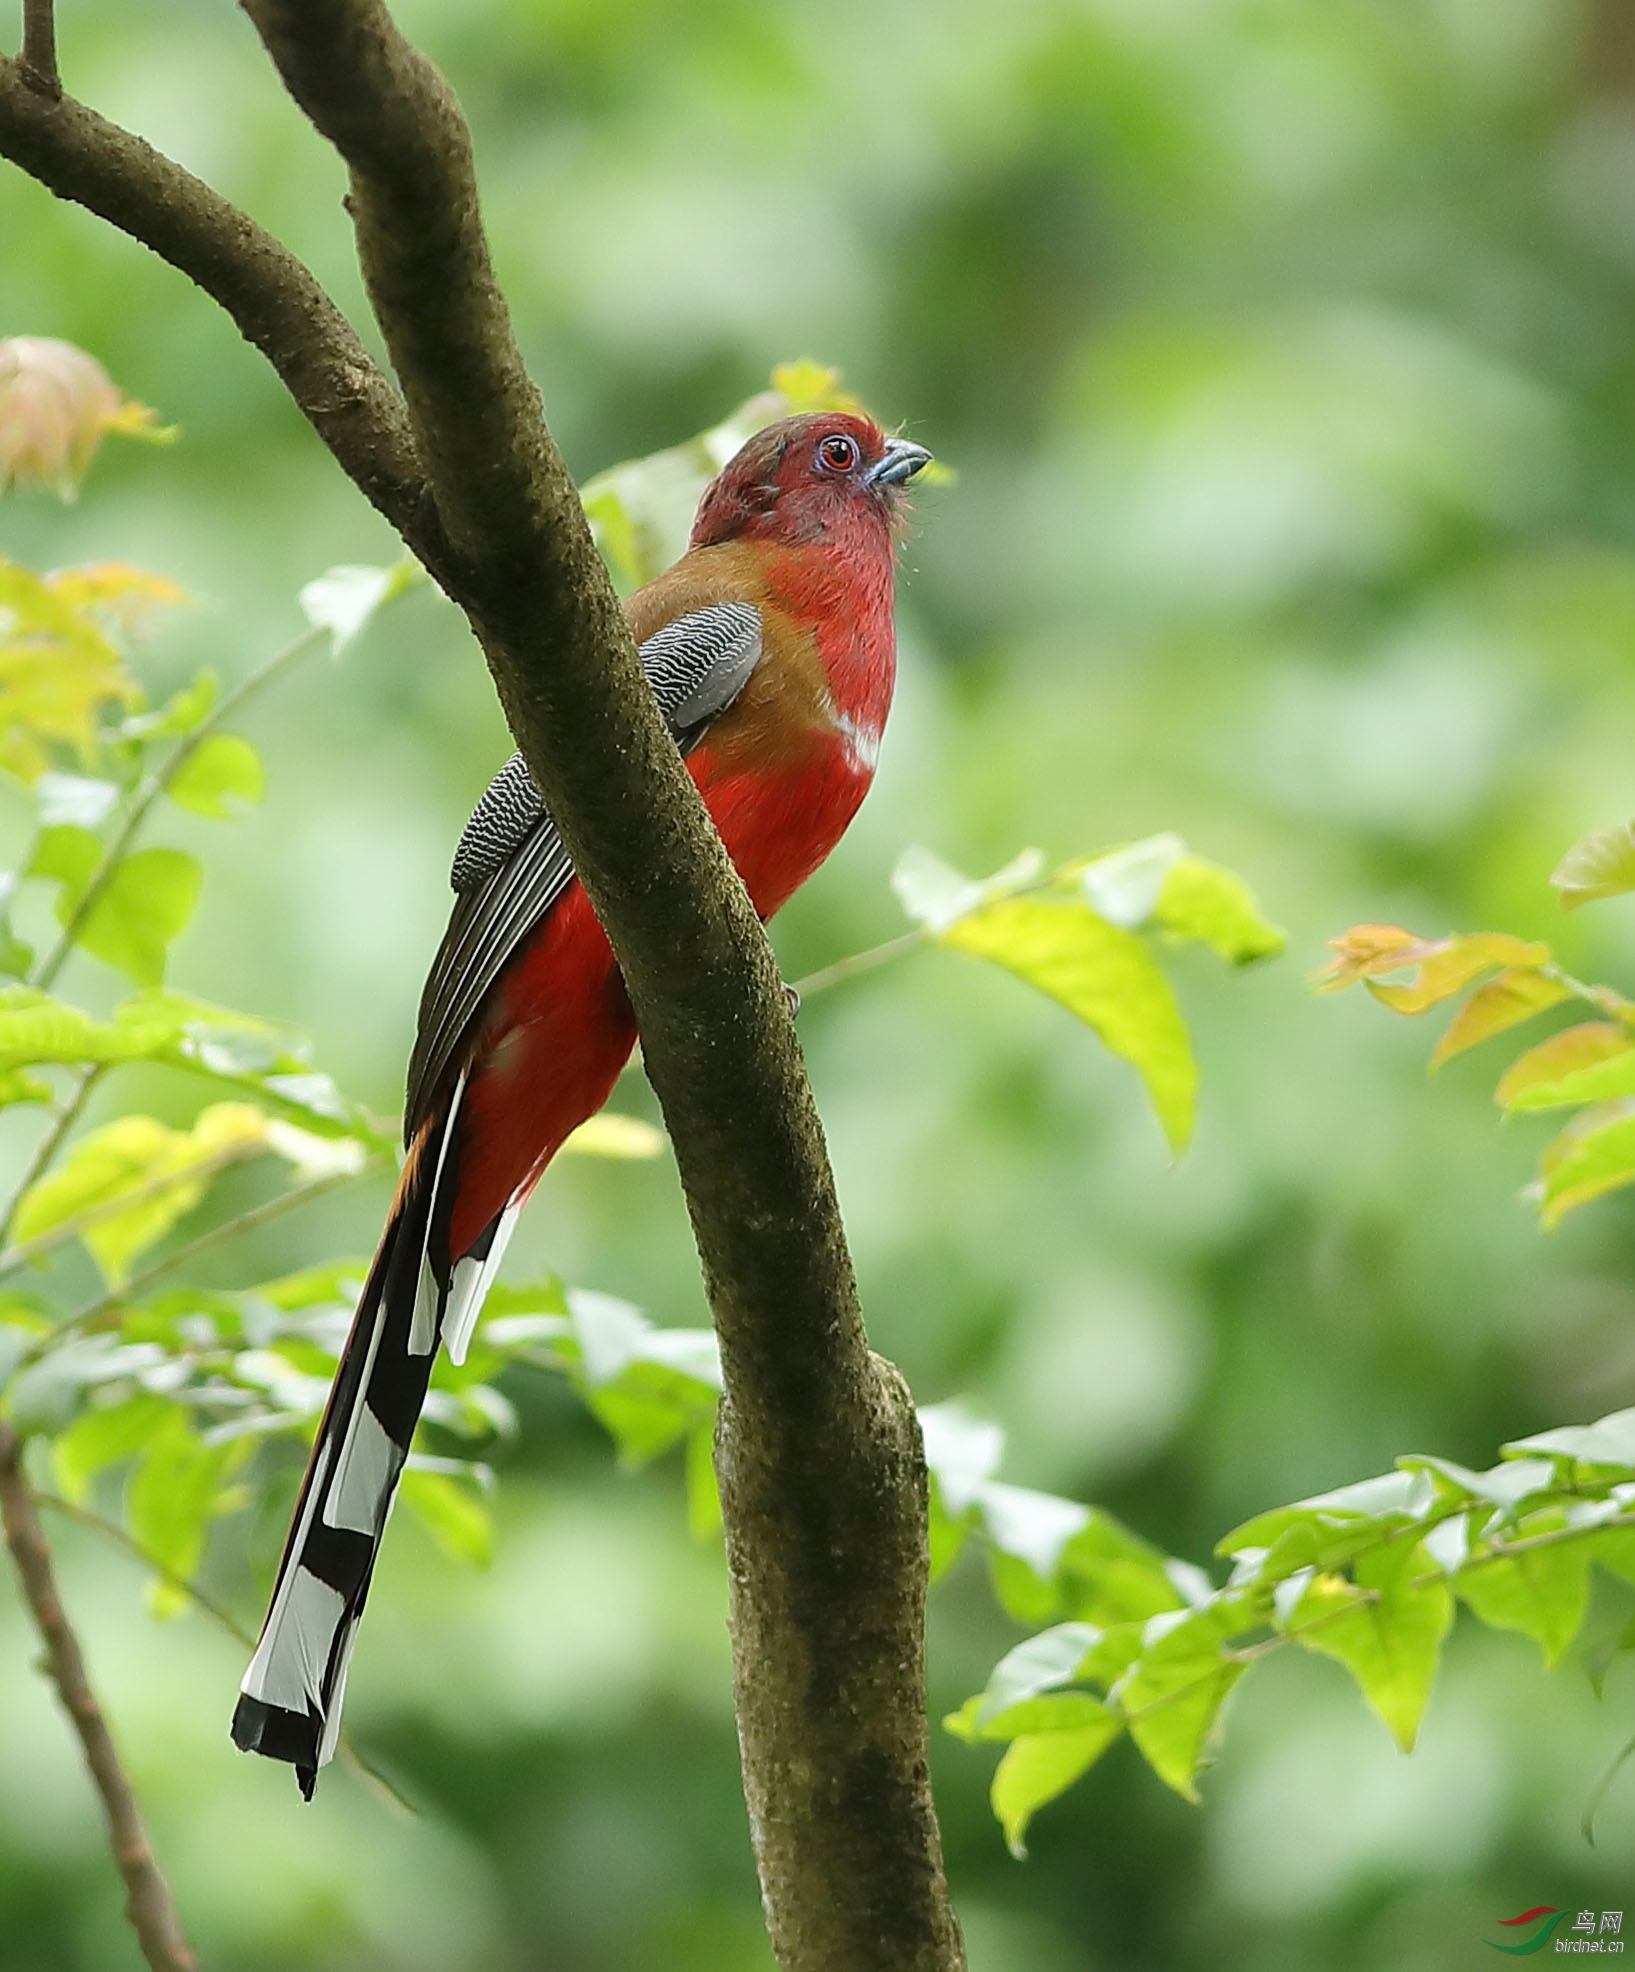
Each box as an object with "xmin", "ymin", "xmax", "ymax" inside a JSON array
[
  {"xmin": 231, "ymin": 603, "xmax": 762, "ymax": 1794},
  {"xmin": 229, "ymin": 1069, "xmax": 524, "ymax": 1794}
]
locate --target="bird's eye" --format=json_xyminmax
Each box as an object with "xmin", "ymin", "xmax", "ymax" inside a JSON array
[{"xmin": 817, "ymin": 433, "xmax": 859, "ymax": 473}]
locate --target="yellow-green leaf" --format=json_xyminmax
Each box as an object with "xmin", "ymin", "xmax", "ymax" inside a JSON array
[
  {"xmin": 940, "ymin": 896, "xmax": 1197, "ymax": 1153},
  {"xmin": 1287, "ymin": 1552, "xmax": 1452, "ymax": 1750},
  {"xmin": 166, "ymin": 733, "xmax": 263, "ymax": 818},
  {"xmin": 1155, "ymin": 856, "xmax": 1285, "ymax": 965},
  {"xmin": 1496, "ymin": 1022, "xmax": 1634, "ymax": 1108},
  {"xmin": 559, "ymin": 1112, "xmax": 666, "ymax": 1158},
  {"xmin": 1366, "ymin": 933, "xmax": 1548, "ymax": 1015},
  {"xmin": 125, "ymin": 1409, "xmax": 236, "ymax": 1617},
  {"xmin": 399, "ymin": 1466, "xmax": 493, "ymax": 1567},
  {"xmin": 1455, "ymin": 1525, "xmax": 1590, "ymax": 1667},
  {"xmin": 1430, "ymin": 967, "xmax": 1572, "ymax": 1067},
  {"xmin": 59, "ymin": 847, "xmax": 202, "ymax": 987},
  {"xmin": 991, "ymin": 1716, "xmax": 1123, "ymax": 1857},
  {"xmin": 1118, "ymin": 1604, "xmax": 1248, "ymax": 1799},
  {"xmin": 1503, "ymin": 1043, "xmax": 1635, "ymax": 1113},
  {"xmin": 1552, "ymin": 823, "xmax": 1635, "ymax": 910},
  {"xmin": 13, "ymin": 1102, "xmax": 267, "ymax": 1284},
  {"xmin": 1535, "ymin": 1102, "xmax": 1635, "ymax": 1228}
]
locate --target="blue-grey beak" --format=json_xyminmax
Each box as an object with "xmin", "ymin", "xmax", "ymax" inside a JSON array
[{"xmin": 868, "ymin": 437, "xmax": 933, "ymax": 487}]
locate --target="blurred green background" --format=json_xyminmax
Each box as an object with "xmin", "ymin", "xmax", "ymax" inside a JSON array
[{"xmin": 7, "ymin": 0, "xmax": 1635, "ymax": 1966}]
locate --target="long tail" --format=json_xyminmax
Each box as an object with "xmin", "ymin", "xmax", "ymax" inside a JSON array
[{"xmin": 230, "ymin": 1070, "xmax": 520, "ymax": 1796}]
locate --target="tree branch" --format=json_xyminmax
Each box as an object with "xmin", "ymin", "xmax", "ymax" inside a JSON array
[
  {"xmin": 0, "ymin": 1421, "xmax": 195, "ymax": 1972},
  {"xmin": 0, "ymin": 55, "xmax": 450, "ymax": 566},
  {"xmin": 3, "ymin": 6, "xmax": 964, "ymax": 1963}
]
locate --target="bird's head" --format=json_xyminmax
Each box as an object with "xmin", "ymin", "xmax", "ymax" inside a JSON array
[{"xmin": 690, "ymin": 412, "xmax": 932, "ymax": 550}]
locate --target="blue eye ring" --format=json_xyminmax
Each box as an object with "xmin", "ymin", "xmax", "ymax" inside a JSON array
[{"xmin": 817, "ymin": 433, "xmax": 859, "ymax": 473}]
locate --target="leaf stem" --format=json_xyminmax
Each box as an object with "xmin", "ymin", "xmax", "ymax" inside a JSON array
[
  {"xmin": 32, "ymin": 623, "xmax": 327, "ymax": 993},
  {"xmin": 790, "ymin": 929, "xmax": 928, "ymax": 1002},
  {"xmin": 0, "ymin": 1420, "xmax": 195, "ymax": 1972},
  {"xmin": 0, "ymin": 1139, "xmax": 267, "ymax": 1283},
  {"xmin": 49, "ymin": 1150, "xmax": 388, "ymax": 1349},
  {"xmin": 0, "ymin": 1061, "xmax": 103, "ymax": 1247}
]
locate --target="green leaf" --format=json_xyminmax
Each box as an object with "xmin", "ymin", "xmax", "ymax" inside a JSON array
[
  {"xmin": 50, "ymin": 1390, "xmax": 172, "ymax": 1502},
  {"xmin": 0, "ymin": 556, "xmax": 141, "ymax": 780},
  {"xmin": 0, "ymin": 1067, "xmax": 49, "ymax": 1107},
  {"xmin": 1534, "ymin": 1102, "xmax": 1635, "ymax": 1227},
  {"xmin": 298, "ymin": 559, "xmax": 420, "ymax": 655},
  {"xmin": 35, "ymin": 773, "xmax": 117, "ymax": 829},
  {"xmin": 685, "ymin": 1421, "xmax": 721, "ymax": 1539},
  {"xmin": 891, "ymin": 845, "xmax": 1045, "ymax": 934},
  {"xmin": 0, "ymin": 987, "xmax": 180, "ymax": 1072},
  {"xmin": 1077, "ymin": 835, "xmax": 1185, "ymax": 929},
  {"xmin": 1221, "ymin": 1469, "xmax": 1426, "ymax": 1558},
  {"xmin": 1430, "ymin": 967, "xmax": 1572, "ymax": 1067},
  {"xmin": 1055, "ymin": 1513, "xmax": 1191, "ymax": 1626},
  {"xmin": 1117, "ymin": 1601, "xmax": 1249, "ymax": 1799},
  {"xmin": 1496, "ymin": 1023, "xmax": 1634, "ymax": 1107},
  {"xmin": 1503, "ymin": 1046, "xmax": 1635, "ymax": 1113},
  {"xmin": 60, "ymin": 846, "xmax": 201, "ymax": 986},
  {"xmin": 558, "ymin": 1112, "xmax": 666, "ymax": 1158},
  {"xmin": 963, "ymin": 1622, "xmax": 1102, "ymax": 1731},
  {"xmin": 125, "ymin": 1408, "xmax": 234, "ymax": 1616},
  {"xmin": 1286, "ymin": 1546, "xmax": 1452, "ymax": 1750},
  {"xmin": 120, "ymin": 669, "xmax": 216, "ymax": 741},
  {"xmin": 165, "ymin": 733, "xmax": 263, "ymax": 818},
  {"xmin": 941, "ymin": 896, "xmax": 1198, "ymax": 1153},
  {"xmin": 13, "ymin": 1102, "xmax": 268, "ymax": 1284},
  {"xmin": 1507, "ymin": 1407, "xmax": 1635, "ymax": 1469},
  {"xmin": 918, "ymin": 1401, "xmax": 1005, "ymax": 1512},
  {"xmin": 28, "ymin": 821, "xmax": 101, "ymax": 891},
  {"xmin": 1552, "ymin": 822, "xmax": 1635, "ymax": 909},
  {"xmin": 1365, "ymin": 933, "xmax": 1549, "ymax": 1015},
  {"xmin": 980, "ymin": 1483, "xmax": 1092, "ymax": 1620},
  {"xmin": 399, "ymin": 1466, "xmax": 493, "ymax": 1567},
  {"xmin": 563, "ymin": 1290, "xmax": 720, "ymax": 1466},
  {"xmin": 1455, "ymin": 1524, "xmax": 1591, "ymax": 1666},
  {"xmin": 990, "ymin": 1716, "xmax": 1124, "ymax": 1857},
  {"xmin": 1153, "ymin": 854, "xmax": 1285, "ymax": 965}
]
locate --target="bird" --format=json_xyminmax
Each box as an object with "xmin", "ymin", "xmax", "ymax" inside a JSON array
[{"xmin": 230, "ymin": 410, "xmax": 932, "ymax": 1796}]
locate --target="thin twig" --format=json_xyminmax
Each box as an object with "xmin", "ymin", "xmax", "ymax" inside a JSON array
[
  {"xmin": 39, "ymin": 1487, "xmax": 252, "ymax": 1641},
  {"xmin": 0, "ymin": 1140, "xmax": 267, "ymax": 1282},
  {"xmin": 33, "ymin": 623, "xmax": 328, "ymax": 992},
  {"xmin": 50, "ymin": 1151, "xmax": 389, "ymax": 1349},
  {"xmin": 0, "ymin": 1063, "xmax": 102, "ymax": 1248},
  {"xmin": 35, "ymin": 1488, "xmax": 417, "ymax": 1816},
  {"xmin": 791, "ymin": 929, "xmax": 928, "ymax": 1002},
  {"xmin": 19, "ymin": 0, "xmax": 59, "ymax": 98},
  {"xmin": 0, "ymin": 1421, "xmax": 195, "ymax": 1972}
]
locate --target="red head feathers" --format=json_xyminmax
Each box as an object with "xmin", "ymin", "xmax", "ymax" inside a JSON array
[{"xmin": 691, "ymin": 412, "xmax": 932, "ymax": 550}]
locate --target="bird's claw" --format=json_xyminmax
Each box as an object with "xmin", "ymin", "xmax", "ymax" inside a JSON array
[{"xmin": 782, "ymin": 982, "xmax": 801, "ymax": 1017}]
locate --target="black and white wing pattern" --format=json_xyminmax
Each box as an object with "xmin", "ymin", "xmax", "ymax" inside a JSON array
[{"xmin": 403, "ymin": 602, "xmax": 761, "ymax": 1133}]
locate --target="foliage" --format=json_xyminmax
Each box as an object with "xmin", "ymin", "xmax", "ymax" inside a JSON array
[
  {"xmin": 1318, "ymin": 828, "xmax": 1635, "ymax": 1226},
  {"xmin": 940, "ymin": 1403, "xmax": 1635, "ymax": 1854}
]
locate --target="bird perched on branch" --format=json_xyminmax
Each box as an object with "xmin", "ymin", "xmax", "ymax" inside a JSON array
[{"xmin": 231, "ymin": 411, "xmax": 932, "ymax": 1795}]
